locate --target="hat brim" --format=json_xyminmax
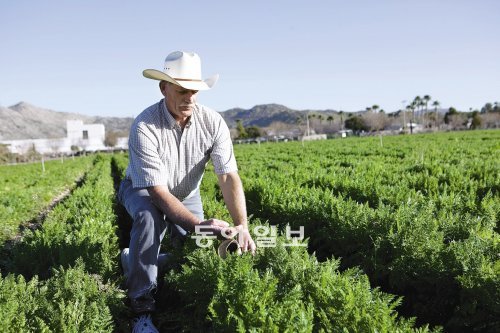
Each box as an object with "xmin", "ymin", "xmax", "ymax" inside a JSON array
[{"xmin": 143, "ymin": 69, "xmax": 218, "ymax": 91}]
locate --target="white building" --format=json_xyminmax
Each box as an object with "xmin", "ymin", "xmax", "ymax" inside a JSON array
[
  {"xmin": 66, "ymin": 120, "xmax": 105, "ymax": 151},
  {"xmin": 0, "ymin": 120, "xmax": 106, "ymax": 154},
  {"xmin": 299, "ymin": 134, "xmax": 327, "ymax": 141}
]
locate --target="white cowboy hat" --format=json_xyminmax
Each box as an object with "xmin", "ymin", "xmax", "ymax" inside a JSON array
[{"xmin": 143, "ymin": 51, "xmax": 219, "ymax": 90}]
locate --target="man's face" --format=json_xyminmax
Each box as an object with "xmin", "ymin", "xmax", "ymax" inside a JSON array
[{"xmin": 161, "ymin": 81, "xmax": 198, "ymax": 121}]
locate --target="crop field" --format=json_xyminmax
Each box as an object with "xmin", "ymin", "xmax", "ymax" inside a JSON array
[
  {"xmin": 0, "ymin": 156, "xmax": 94, "ymax": 243},
  {"xmin": 0, "ymin": 130, "xmax": 498, "ymax": 332}
]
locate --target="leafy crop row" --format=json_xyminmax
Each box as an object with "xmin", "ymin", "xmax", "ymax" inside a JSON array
[
  {"xmin": 0, "ymin": 155, "xmax": 125, "ymax": 332},
  {"xmin": 2, "ymin": 129, "xmax": 497, "ymax": 331},
  {"xmin": 110, "ymin": 153, "xmax": 434, "ymax": 332},
  {"xmin": 0, "ymin": 156, "xmax": 94, "ymax": 243},
  {"xmin": 235, "ymin": 130, "xmax": 499, "ymax": 331},
  {"xmin": 162, "ymin": 233, "xmax": 437, "ymax": 332}
]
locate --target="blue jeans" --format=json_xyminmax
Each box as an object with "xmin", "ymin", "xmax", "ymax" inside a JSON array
[{"xmin": 118, "ymin": 178, "xmax": 204, "ymax": 314}]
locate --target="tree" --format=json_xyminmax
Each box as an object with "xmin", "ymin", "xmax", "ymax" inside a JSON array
[
  {"xmin": 481, "ymin": 111, "xmax": 500, "ymax": 128},
  {"xmin": 363, "ymin": 112, "xmax": 387, "ymax": 132},
  {"xmin": 413, "ymin": 96, "xmax": 422, "ymax": 123},
  {"xmin": 432, "ymin": 100, "xmax": 440, "ymax": 128},
  {"xmin": 423, "ymin": 95, "xmax": 431, "ymax": 127},
  {"xmin": 0, "ymin": 144, "xmax": 14, "ymax": 164},
  {"xmin": 327, "ymin": 115, "xmax": 334, "ymax": 126},
  {"xmin": 409, "ymin": 101, "xmax": 417, "ymax": 134},
  {"xmin": 444, "ymin": 107, "xmax": 458, "ymax": 125},
  {"xmin": 26, "ymin": 144, "xmax": 41, "ymax": 162},
  {"xmin": 481, "ymin": 102, "xmax": 493, "ymax": 113},
  {"xmin": 345, "ymin": 116, "xmax": 368, "ymax": 132},
  {"xmin": 236, "ymin": 119, "xmax": 247, "ymax": 139},
  {"xmin": 470, "ymin": 111, "xmax": 482, "ymax": 129},
  {"xmin": 423, "ymin": 95, "xmax": 431, "ymax": 115},
  {"xmin": 246, "ymin": 126, "xmax": 262, "ymax": 138},
  {"xmin": 317, "ymin": 114, "xmax": 324, "ymax": 125},
  {"xmin": 104, "ymin": 131, "xmax": 119, "ymax": 147}
]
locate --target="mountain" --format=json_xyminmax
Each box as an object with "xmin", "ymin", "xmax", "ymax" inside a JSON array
[
  {"xmin": 220, "ymin": 103, "xmax": 339, "ymax": 128},
  {"xmin": 0, "ymin": 102, "xmax": 134, "ymax": 141},
  {"xmin": 1, "ymin": 101, "xmax": 360, "ymax": 141}
]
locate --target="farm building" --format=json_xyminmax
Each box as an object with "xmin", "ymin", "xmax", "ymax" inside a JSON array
[{"xmin": 0, "ymin": 120, "xmax": 107, "ymax": 154}]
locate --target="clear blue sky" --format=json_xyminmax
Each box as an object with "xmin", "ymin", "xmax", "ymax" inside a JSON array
[{"xmin": 1, "ymin": 0, "xmax": 499, "ymax": 117}]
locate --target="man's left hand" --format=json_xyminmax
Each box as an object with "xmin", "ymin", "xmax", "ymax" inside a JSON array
[{"xmin": 223, "ymin": 225, "xmax": 256, "ymax": 255}]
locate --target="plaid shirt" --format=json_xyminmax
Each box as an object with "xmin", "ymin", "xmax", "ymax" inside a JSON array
[{"xmin": 126, "ymin": 99, "xmax": 237, "ymax": 200}]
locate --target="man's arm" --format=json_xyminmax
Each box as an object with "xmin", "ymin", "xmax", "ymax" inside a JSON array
[
  {"xmin": 147, "ymin": 185, "xmax": 229, "ymax": 234},
  {"xmin": 217, "ymin": 171, "xmax": 256, "ymax": 254}
]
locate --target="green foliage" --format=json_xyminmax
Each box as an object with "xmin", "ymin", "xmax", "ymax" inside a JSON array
[
  {"xmin": 233, "ymin": 130, "xmax": 500, "ymax": 331},
  {"xmin": 0, "ymin": 260, "xmax": 124, "ymax": 332},
  {"xmin": 111, "ymin": 153, "xmax": 129, "ymax": 179},
  {"xmin": 165, "ymin": 233, "xmax": 435, "ymax": 332},
  {"xmin": 10, "ymin": 155, "xmax": 120, "ymax": 280},
  {"xmin": 2, "ymin": 129, "xmax": 498, "ymax": 332},
  {"xmin": 246, "ymin": 126, "xmax": 262, "ymax": 138},
  {"xmin": 236, "ymin": 119, "xmax": 247, "ymax": 139},
  {"xmin": 344, "ymin": 116, "xmax": 368, "ymax": 132},
  {"xmin": 1, "ymin": 154, "xmax": 127, "ymax": 332},
  {"xmin": 444, "ymin": 107, "xmax": 458, "ymax": 124},
  {"xmin": 0, "ymin": 155, "xmax": 94, "ymax": 244},
  {"xmin": 470, "ymin": 111, "xmax": 482, "ymax": 129}
]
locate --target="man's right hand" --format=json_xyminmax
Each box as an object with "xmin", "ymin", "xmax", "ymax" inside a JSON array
[{"xmin": 197, "ymin": 218, "xmax": 231, "ymax": 238}]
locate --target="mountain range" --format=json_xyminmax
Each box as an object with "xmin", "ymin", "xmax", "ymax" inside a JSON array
[
  {"xmin": 0, "ymin": 102, "xmax": 134, "ymax": 140},
  {"xmin": 0, "ymin": 102, "xmax": 341, "ymax": 141},
  {"xmin": 221, "ymin": 104, "xmax": 338, "ymax": 128}
]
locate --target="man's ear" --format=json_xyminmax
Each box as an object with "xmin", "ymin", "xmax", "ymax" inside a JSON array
[{"xmin": 159, "ymin": 80, "xmax": 167, "ymax": 96}]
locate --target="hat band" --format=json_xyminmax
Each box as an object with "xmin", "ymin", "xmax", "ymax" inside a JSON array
[{"xmin": 174, "ymin": 77, "xmax": 203, "ymax": 82}]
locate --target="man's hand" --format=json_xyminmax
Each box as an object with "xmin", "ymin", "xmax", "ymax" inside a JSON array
[
  {"xmin": 201, "ymin": 222, "xmax": 256, "ymax": 255},
  {"xmin": 228, "ymin": 225, "xmax": 256, "ymax": 255},
  {"xmin": 197, "ymin": 218, "xmax": 230, "ymax": 237},
  {"xmin": 237, "ymin": 227, "xmax": 256, "ymax": 255}
]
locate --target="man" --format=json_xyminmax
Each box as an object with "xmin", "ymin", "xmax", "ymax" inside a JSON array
[{"xmin": 118, "ymin": 51, "xmax": 256, "ymax": 332}]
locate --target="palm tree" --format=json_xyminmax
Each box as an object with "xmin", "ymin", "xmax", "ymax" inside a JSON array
[
  {"xmin": 372, "ymin": 105, "xmax": 379, "ymax": 113},
  {"xmin": 409, "ymin": 101, "xmax": 417, "ymax": 134},
  {"xmin": 317, "ymin": 114, "xmax": 324, "ymax": 125},
  {"xmin": 432, "ymin": 100, "xmax": 440, "ymax": 129},
  {"xmin": 404, "ymin": 105, "xmax": 412, "ymax": 133},
  {"xmin": 423, "ymin": 95, "xmax": 431, "ymax": 126},
  {"xmin": 419, "ymin": 100, "xmax": 425, "ymax": 123},
  {"xmin": 413, "ymin": 96, "xmax": 422, "ymax": 123},
  {"xmin": 308, "ymin": 113, "xmax": 317, "ymax": 133},
  {"xmin": 423, "ymin": 95, "xmax": 431, "ymax": 111},
  {"xmin": 327, "ymin": 115, "xmax": 334, "ymax": 126}
]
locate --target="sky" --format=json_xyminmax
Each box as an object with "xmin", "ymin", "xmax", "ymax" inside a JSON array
[{"xmin": 1, "ymin": 0, "xmax": 499, "ymax": 117}]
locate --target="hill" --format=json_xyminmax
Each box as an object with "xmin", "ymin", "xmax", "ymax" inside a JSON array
[
  {"xmin": 0, "ymin": 102, "xmax": 134, "ymax": 140},
  {"xmin": 0, "ymin": 102, "xmax": 344, "ymax": 141},
  {"xmin": 220, "ymin": 104, "xmax": 339, "ymax": 128}
]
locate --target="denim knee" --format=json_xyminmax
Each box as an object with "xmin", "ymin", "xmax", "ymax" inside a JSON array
[{"xmin": 133, "ymin": 210, "xmax": 166, "ymax": 238}]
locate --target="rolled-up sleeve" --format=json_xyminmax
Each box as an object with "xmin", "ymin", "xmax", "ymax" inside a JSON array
[
  {"xmin": 211, "ymin": 118, "xmax": 238, "ymax": 175},
  {"xmin": 128, "ymin": 123, "xmax": 168, "ymax": 188}
]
